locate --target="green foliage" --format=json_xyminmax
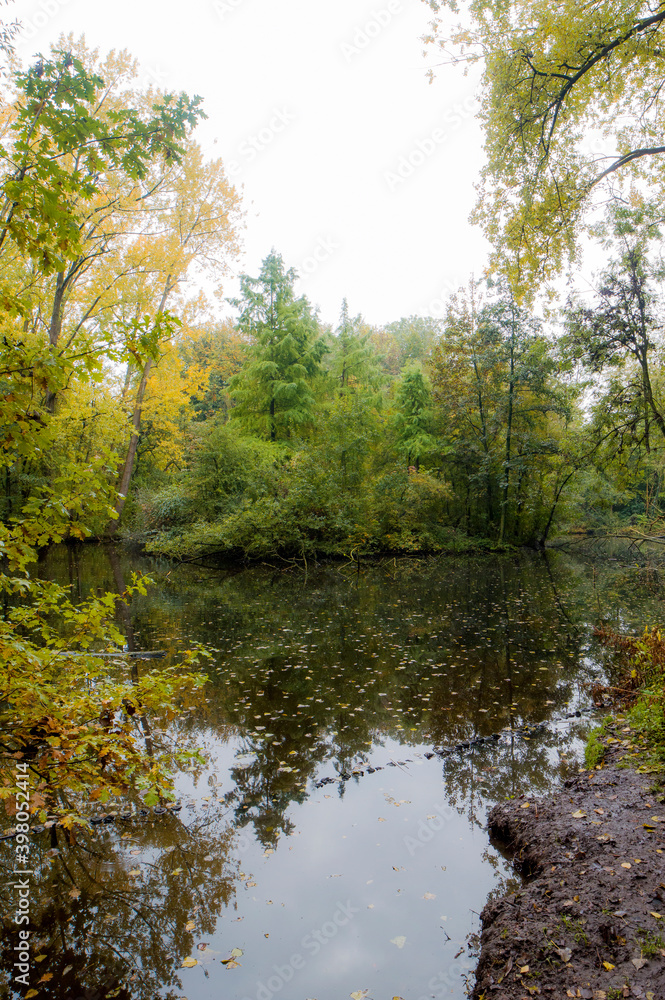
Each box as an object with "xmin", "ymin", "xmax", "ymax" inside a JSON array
[
  {"xmin": 393, "ymin": 364, "xmax": 437, "ymax": 470},
  {"xmin": 423, "ymin": 0, "xmax": 665, "ymax": 294},
  {"xmin": 584, "ymin": 716, "xmax": 612, "ymax": 768},
  {"xmin": 0, "ymin": 49, "xmax": 209, "ymax": 825},
  {"xmin": 1, "ymin": 51, "xmax": 205, "ymax": 285},
  {"xmin": 229, "ymin": 251, "xmax": 328, "ymax": 440}
]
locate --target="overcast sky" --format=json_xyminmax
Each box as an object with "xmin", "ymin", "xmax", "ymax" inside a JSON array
[{"xmin": 8, "ymin": 0, "xmax": 488, "ymax": 327}]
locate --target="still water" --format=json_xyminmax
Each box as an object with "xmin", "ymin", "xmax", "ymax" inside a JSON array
[{"xmin": 2, "ymin": 544, "xmax": 664, "ymax": 1000}]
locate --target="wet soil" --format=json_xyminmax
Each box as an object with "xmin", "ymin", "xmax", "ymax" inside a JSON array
[{"xmin": 473, "ymin": 733, "xmax": 665, "ymax": 1000}]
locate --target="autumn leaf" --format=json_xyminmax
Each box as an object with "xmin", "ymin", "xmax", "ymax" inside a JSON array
[
  {"xmin": 571, "ymin": 809, "xmax": 586, "ymax": 818},
  {"xmin": 185, "ymin": 920, "xmax": 196, "ymax": 931},
  {"xmin": 390, "ymin": 936, "xmax": 406, "ymax": 949},
  {"xmin": 182, "ymin": 957, "xmax": 198, "ymax": 968},
  {"xmin": 423, "ymin": 892, "xmax": 436, "ymax": 900},
  {"xmin": 350, "ymin": 992, "xmax": 369, "ymax": 1000}
]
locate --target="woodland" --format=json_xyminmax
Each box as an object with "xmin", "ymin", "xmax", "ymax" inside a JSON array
[{"xmin": 3, "ymin": 0, "xmax": 665, "ymax": 823}]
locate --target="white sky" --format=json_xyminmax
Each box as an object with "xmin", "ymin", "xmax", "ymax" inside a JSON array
[{"xmin": 8, "ymin": 0, "xmax": 488, "ymax": 327}]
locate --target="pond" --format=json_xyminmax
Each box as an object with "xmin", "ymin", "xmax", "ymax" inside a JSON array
[{"xmin": 2, "ymin": 543, "xmax": 664, "ymax": 1000}]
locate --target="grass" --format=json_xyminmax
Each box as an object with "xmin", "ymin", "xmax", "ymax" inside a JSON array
[
  {"xmin": 635, "ymin": 929, "xmax": 665, "ymax": 957},
  {"xmin": 591, "ymin": 626, "xmax": 665, "ymax": 768},
  {"xmin": 584, "ymin": 715, "xmax": 614, "ymax": 768}
]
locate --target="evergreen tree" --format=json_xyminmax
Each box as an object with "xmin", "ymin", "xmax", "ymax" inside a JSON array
[
  {"xmin": 229, "ymin": 251, "xmax": 328, "ymax": 440},
  {"xmin": 393, "ymin": 364, "xmax": 436, "ymax": 471}
]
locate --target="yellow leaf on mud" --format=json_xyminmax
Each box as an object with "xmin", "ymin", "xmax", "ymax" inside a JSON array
[
  {"xmin": 182, "ymin": 957, "xmax": 198, "ymax": 968},
  {"xmin": 621, "ymin": 863, "xmax": 632, "ymax": 869},
  {"xmin": 650, "ymin": 911, "xmax": 663, "ymax": 919},
  {"xmin": 602, "ymin": 961, "xmax": 615, "ymax": 970},
  {"xmin": 571, "ymin": 809, "xmax": 587, "ymax": 818},
  {"xmin": 520, "ymin": 965, "xmax": 530, "ymax": 973}
]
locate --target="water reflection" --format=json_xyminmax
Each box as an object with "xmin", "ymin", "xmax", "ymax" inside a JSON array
[{"xmin": 1, "ymin": 545, "xmax": 662, "ymax": 999}]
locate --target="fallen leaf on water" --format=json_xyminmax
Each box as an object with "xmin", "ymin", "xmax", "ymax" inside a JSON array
[
  {"xmin": 25, "ymin": 992, "xmax": 39, "ymax": 999},
  {"xmin": 632, "ymin": 957, "xmax": 648, "ymax": 970},
  {"xmin": 390, "ymin": 936, "xmax": 406, "ymax": 949},
  {"xmin": 128, "ymin": 868, "xmax": 141, "ymax": 876},
  {"xmin": 185, "ymin": 921, "xmax": 196, "ymax": 931},
  {"xmin": 571, "ymin": 809, "xmax": 587, "ymax": 819},
  {"xmin": 224, "ymin": 960, "xmax": 241, "ymax": 969},
  {"xmin": 34, "ymin": 954, "xmax": 47, "ymax": 962},
  {"xmin": 230, "ymin": 948, "xmax": 243, "ymax": 958},
  {"xmin": 423, "ymin": 892, "xmax": 436, "ymax": 900},
  {"xmin": 378, "ymin": 817, "xmax": 386, "ymax": 822},
  {"xmin": 171, "ymin": 868, "xmax": 183, "ymax": 875},
  {"xmin": 350, "ymin": 992, "xmax": 369, "ymax": 1000},
  {"xmin": 69, "ymin": 887, "xmax": 81, "ymax": 900},
  {"xmin": 181, "ymin": 957, "xmax": 197, "ymax": 968},
  {"xmin": 196, "ymin": 943, "xmax": 208, "ymax": 951},
  {"xmin": 264, "ymin": 849, "xmax": 274, "ymax": 855}
]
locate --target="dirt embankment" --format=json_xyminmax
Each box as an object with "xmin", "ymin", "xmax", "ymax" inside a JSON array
[{"xmin": 473, "ymin": 749, "xmax": 665, "ymax": 999}]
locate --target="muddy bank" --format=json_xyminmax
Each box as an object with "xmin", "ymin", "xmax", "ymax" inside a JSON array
[{"xmin": 474, "ymin": 745, "xmax": 665, "ymax": 999}]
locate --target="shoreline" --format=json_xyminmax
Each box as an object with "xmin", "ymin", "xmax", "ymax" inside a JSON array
[{"xmin": 472, "ymin": 727, "xmax": 665, "ymax": 999}]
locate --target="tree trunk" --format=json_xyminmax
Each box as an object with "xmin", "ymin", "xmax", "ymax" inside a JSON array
[
  {"xmin": 498, "ymin": 312, "xmax": 516, "ymax": 543},
  {"xmin": 44, "ymin": 271, "xmax": 66, "ymax": 414},
  {"xmin": 105, "ymin": 358, "xmax": 153, "ymax": 536}
]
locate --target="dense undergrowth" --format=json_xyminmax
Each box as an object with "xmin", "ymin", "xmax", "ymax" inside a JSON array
[{"xmin": 590, "ymin": 626, "xmax": 665, "ymax": 768}]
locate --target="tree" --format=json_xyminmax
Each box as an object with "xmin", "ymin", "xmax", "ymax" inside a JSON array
[
  {"xmin": 0, "ymin": 49, "xmax": 213, "ymax": 827},
  {"xmin": 328, "ymin": 298, "xmax": 381, "ymax": 393},
  {"xmin": 229, "ymin": 251, "xmax": 328, "ymax": 440},
  {"xmin": 423, "ymin": 0, "xmax": 665, "ymax": 292},
  {"xmin": 393, "ymin": 364, "xmax": 436, "ymax": 471},
  {"xmin": 563, "ymin": 207, "xmax": 665, "ymax": 526},
  {"xmin": 430, "ymin": 283, "xmax": 570, "ymax": 541}
]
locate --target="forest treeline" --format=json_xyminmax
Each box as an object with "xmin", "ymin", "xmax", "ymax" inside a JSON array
[
  {"xmin": 10, "ymin": 216, "xmax": 665, "ymax": 564},
  {"xmin": 2, "ymin": 44, "xmax": 663, "ymax": 572}
]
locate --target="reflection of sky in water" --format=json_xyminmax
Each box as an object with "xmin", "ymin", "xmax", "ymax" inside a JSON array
[
  {"xmin": 3, "ymin": 546, "xmax": 663, "ymax": 999},
  {"xmin": 173, "ymin": 739, "xmax": 507, "ymax": 1000}
]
